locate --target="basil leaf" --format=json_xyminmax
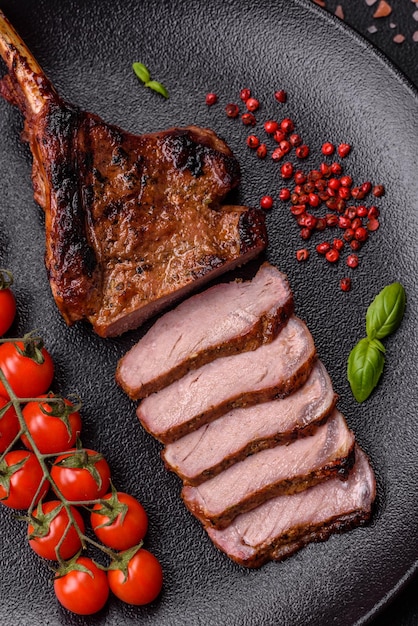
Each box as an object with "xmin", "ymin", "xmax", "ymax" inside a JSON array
[
  {"xmin": 347, "ymin": 337, "xmax": 385, "ymax": 403},
  {"xmin": 366, "ymin": 282, "xmax": 406, "ymax": 340},
  {"xmin": 145, "ymin": 80, "xmax": 169, "ymax": 99},
  {"xmin": 132, "ymin": 62, "xmax": 151, "ymax": 84}
]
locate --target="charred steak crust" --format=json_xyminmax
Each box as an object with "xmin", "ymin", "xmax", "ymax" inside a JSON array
[{"xmin": 0, "ymin": 12, "xmax": 268, "ymax": 336}]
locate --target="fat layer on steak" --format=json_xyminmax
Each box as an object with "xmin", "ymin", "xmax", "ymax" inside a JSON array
[
  {"xmin": 181, "ymin": 410, "xmax": 355, "ymax": 529},
  {"xmin": 116, "ymin": 263, "xmax": 294, "ymax": 399},
  {"xmin": 0, "ymin": 11, "xmax": 267, "ymax": 337},
  {"xmin": 206, "ymin": 446, "xmax": 376, "ymax": 567},
  {"xmin": 162, "ymin": 360, "xmax": 337, "ymax": 485},
  {"xmin": 137, "ymin": 316, "xmax": 317, "ymax": 443}
]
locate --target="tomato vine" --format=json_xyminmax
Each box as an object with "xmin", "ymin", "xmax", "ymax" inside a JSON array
[{"xmin": 0, "ymin": 271, "xmax": 163, "ymax": 615}]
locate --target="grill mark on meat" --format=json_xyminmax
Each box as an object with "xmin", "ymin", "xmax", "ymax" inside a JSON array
[
  {"xmin": 181, "ymin": 410, "xmax": 355, "ymax": 529},
  {"xmin": 117, "ymin": 263, "xmax": 294, "ymax": 400},
  {"xmin": 162, "ymin": 360, "xmax": 338, "ymax": 485},
  {"xmin": 137, "ymin": 316, "xmax": 316, "ymax": 443},
  {"xmin": 0, "ymin": 12, "xmax": 267, "ymax": 336},
  {"xmin": 206, "ymin": 446, "xmax": 376, "ymax": 567}
]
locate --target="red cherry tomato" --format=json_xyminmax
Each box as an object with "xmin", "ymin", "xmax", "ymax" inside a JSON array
[
  {"xmin": 0, "ymin": 394, "xmax": 20, "ymax": 452},
  {"xmin": 0, "ymin": 340, "xmax": 54, "ymax": 398},
  {"xmin": 91, "ymin": 491, "xmax": 148, "ymax": 551},
  {"xmin": 0, "ymin": 287, "xmax": 16, "ymax": 336},
  {"xmin": 0, "ymin": 449, "xmax": 49, "ymax": 509},
  {"xmin": 28, "ymin": 499, "xmax": 85, "ymax": 561},
  {"xmin": 108, "ymin": 548, "xmax": 163, "ymax": 606},
  {"xmin": 21, "ymin": 394, "xmax": 82, "ymax": 454},
  {"xmin": 50, "ymin": 449, "xmax": 111, "ymax": 502},
  {"xmin": 54, "ymin": 556, "xmax": 109, "ymax": 615}
]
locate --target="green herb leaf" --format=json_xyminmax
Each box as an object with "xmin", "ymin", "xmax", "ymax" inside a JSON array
[
  {"xmin": 347, "ymin": 337, "xmax": 385, "ymax": 403},
  {"xmin": 132, "ymin": 62, "xmax": 151, "ymax": 84},
  {"xmin": 145, "ymin": 80, "xmax": 169, "ymax": 99},
  {"xmin": 366, "ymin": 282, "xmax": 406, "ymax": 340}
]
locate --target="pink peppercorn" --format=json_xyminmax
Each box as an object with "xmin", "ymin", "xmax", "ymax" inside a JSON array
[
  {"xmin": 246, "ymin": 97, "xmax": 259, "ymax": 112},
  {"xmin": 225, "ymin": 103, "xmax": 240, "ymax": 118},
  {"xmin": 337, "ymin": 143, "xmax": 351, "ymax": 158},
  {"xmin": 321, "ymin": 142, "xmax": 335, "ymax": 156},
  {"xmin": 256, "ymin": 143, "xmax": 268, "ymax": 159},
  {"xmin": 205, "ymin": 92, "xmax": 218, "ymax": 106},
  {"xmin": 260, "ymin": 195, "xmax": 273, "ymax": 210},
  {"xmin": 274, "ymin": 89, "xmax": 287, "ymax": 103}
]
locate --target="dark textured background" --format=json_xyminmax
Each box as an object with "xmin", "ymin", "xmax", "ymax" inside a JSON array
[{"xmin": 0, "ymin": 0, "xmax": 417, "ymax": 624}]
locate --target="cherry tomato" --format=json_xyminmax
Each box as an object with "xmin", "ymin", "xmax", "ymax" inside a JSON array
[
  {"xmin": 108, "ymin": 548, "xmax": 163, "ymax": 606},
  {"xmin": 28, "ymin": 499, "xmax": 85, "ymax": 561},
  {"xmin": 0, "ymin": 340, "xmax": 54, "ymax": 398},
  {"xmin": 0, "ymin": 394, "xmax": 20, "ymax": 452},
  {"xmin": 91, "ymin": 491, "xmax": 148, "ymax": 551},
  {"xmin": 0, "ymin": 449, "xmax": 49, "ymax": 509},
  {"xmin": 21, "ymin": 394, "xmax": 82, "ymax": 454},
  {"xmin": 51, "ymin": 449, "xmax": 111, "ymax": 502},
  {"xmin": 0, "ymin": 287, "xmax": 16, "ymax": 336},
  {"xmin": 54, "ymin": 556, "xmax": 109, "ymax": 615}
]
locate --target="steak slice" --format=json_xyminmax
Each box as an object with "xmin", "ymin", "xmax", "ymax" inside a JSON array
[
  {"xmin": 116, "ymin": 263, "xmax": 294, "ymax": 399},
  {"xmin": 162, "ymin": 360, "xmax": 337, "ymax": 485},
  {"xmin": 0, "ymin": 11, "xmax": 267, "ymax": 337},
  {"xmin": 206, "ymin": 446, "xmax": 376, "ymax": 567},
  {"xmin": 181, "ymin": 410, "xmax": 355, "ymax": 529},
  {"xmin": 137, "ymin": 316, "xmax": 317, "ymax": 443}
]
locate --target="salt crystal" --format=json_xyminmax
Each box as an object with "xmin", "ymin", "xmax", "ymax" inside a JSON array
[
  {"xmin": 389, "ymin": 22, "xmax": 396, "ymax": 28},
  {"xmin": 365, "ymin": 0, "xmax": 378, "ymax": 5},
  {"xmin": 413, "ymin": 30, "xmax": 418, "ymax": 41},
  {"xmin": 335, "ymin": 4, "xmax": 344, "ymax": 19},
  {"xmin": 373, "ymin": 0, "xmax": 392, "ymax": 17},
  {"xmin": 367, "ymin": 25, "xmax": 378, "ymax": 33},
  {"xmin": 413, "ymin": 10, "xmax": 418, "ymax": 19},
  {"xmin": 393, "ymin": 33, "xmax": 405, "ymax": 43}
]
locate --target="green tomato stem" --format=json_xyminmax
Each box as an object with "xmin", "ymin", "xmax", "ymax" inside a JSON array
[{"xmin": 0, "ymin": 364, "xmax": 120, "ymax": 565}]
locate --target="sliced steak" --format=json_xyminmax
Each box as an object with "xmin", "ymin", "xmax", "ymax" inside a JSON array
[
  {"xmin": 137, "ymin": 315, "xmax": 317, "ymax": 443},
  {"xmin": 181, "ymin": 410, "xmax": 355, "ymax": 529},
  {"xmin": 206, "ymin": 446, "xmax": 376, "ymax": 567},
  {"xmin": 162, "ymin": 360, "xmax": 337, "ymax": 485},
  {"xmin": 116, "ymin": 263, "xmax": 294, "ymax": 399}
]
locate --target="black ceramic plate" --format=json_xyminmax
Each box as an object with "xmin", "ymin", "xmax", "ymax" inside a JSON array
[{"xmin": 0, "ymin": 1, "xmax": 417, "ymax": 624}]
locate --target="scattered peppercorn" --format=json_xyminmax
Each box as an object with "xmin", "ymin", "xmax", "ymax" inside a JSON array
[
  {"xmin": 256, "ymin": 143, "xmax": 267, "ymax": 159},
  {"xmin": 325, "ymin": 248, "xmax": 340, "ymax": 263},
  {"xmin": 296, "ymin": 248, "xmax": 309, "ymax": 262},
  {"xmin": 225, "ymin": 103, "xmax": 239, "ymax": 118},
  {"xmin": 337, "ymin": 143, "xmax": 351, "ymax": 158},
  {"xmin": 274, "ymin": 89, "xmax": 287, "ymax": 103},
  {"xmin": 340, "ymin": 277, "xmax": 352, "ymax": 292},
  {"xmin": 280, "ymin": 117, "xmax": 295, "ymax": 134},
  {"xmin": 280, "ymin": 162, "xmax": 294, "ymax": 179},
  {"xmin": 241, "ymin": 112, "xmax": 256, "ymax": 126},
  {"xmin": 321, "ymin": 142, "xmax": 335, "ymax": 156},
  {"xmin": 246, "ymin": 97, "xmax": 260, "ymax": 112},
  {"xmin": 260, "ymin": 195, "xmax": 273, "ymax": 210},
  {"xmin": 346, "ymin": 254, "xmax": 359, "ymax": 268},
  {"xmin": 205, "ymin": 92, "xmax": 218, "ymax": 106},
  {"xmin": 240, "ymin": 88, "xmax": 251, "ymax": 102},
  {"xmin": 372, "ymin": 184, "xmax": 385, "ymax": 197},
  {"xmin": 246, "ymin": 135, "xmax": 260, "ymax": 149},
  {"xmin": 264, "ymin": 120, "xmax": 279, "ymax": 134},
  {"xmin": 295, "ymin": 144, "xmax": 310, "ymax": 159}
]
